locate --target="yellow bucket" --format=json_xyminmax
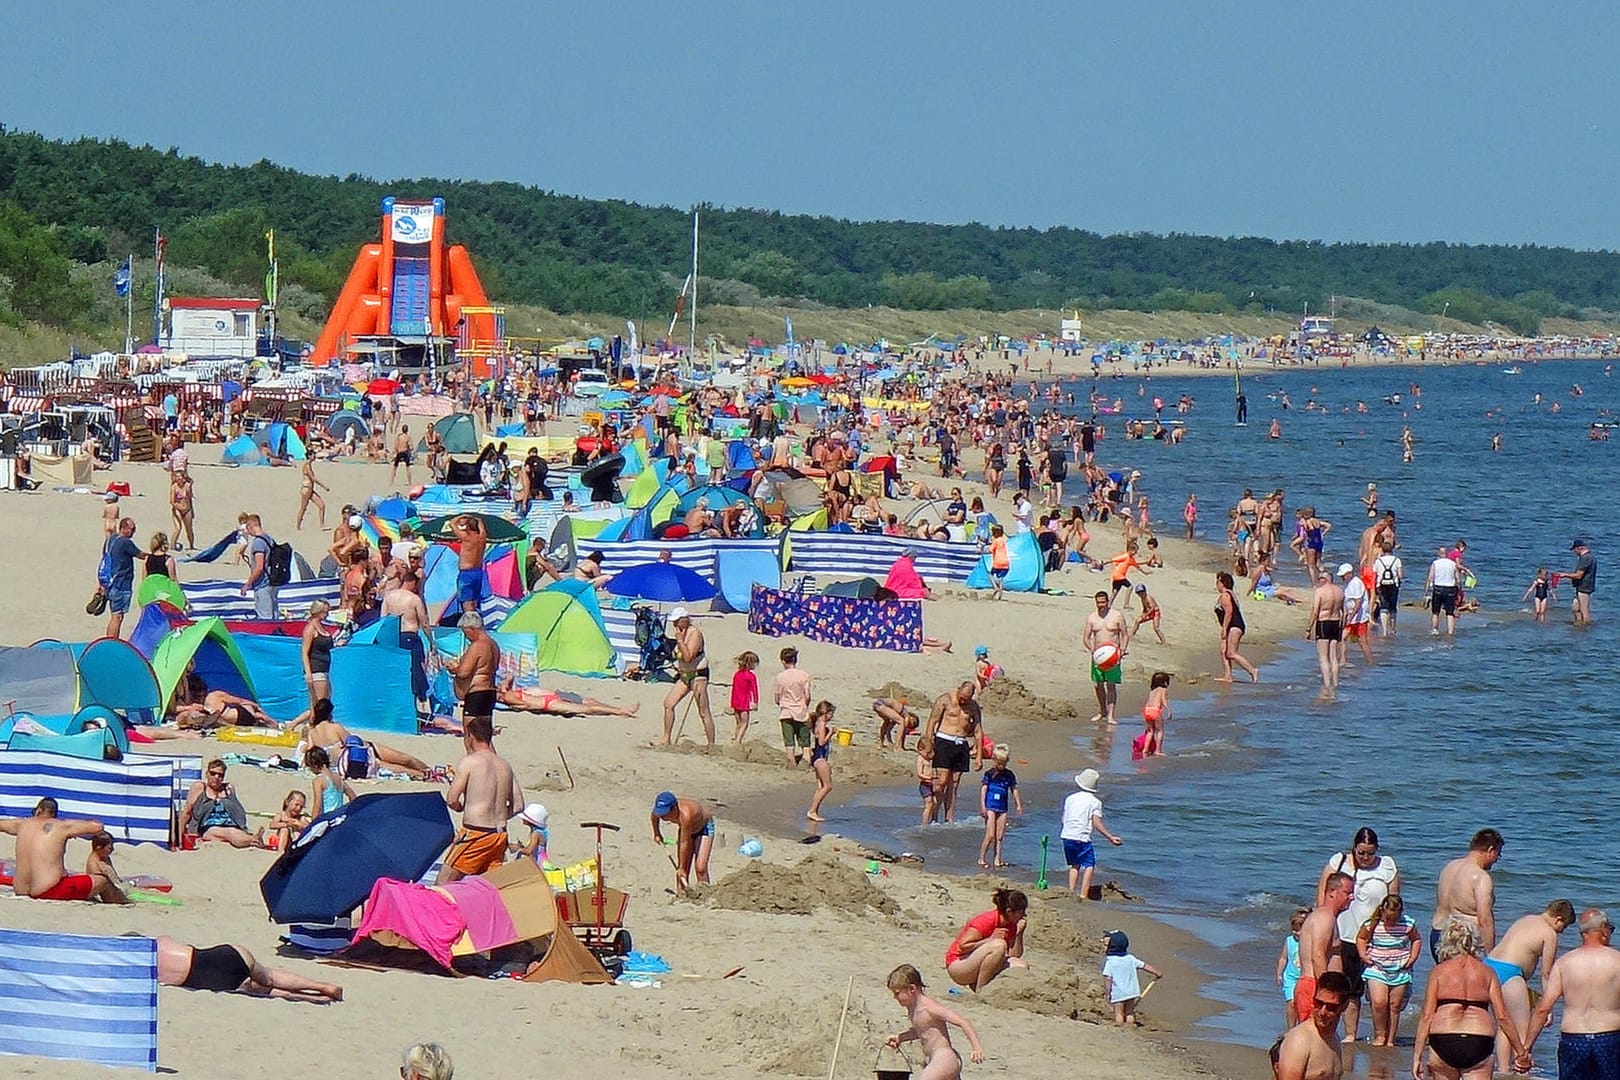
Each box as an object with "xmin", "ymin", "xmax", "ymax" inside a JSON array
[{"xmin": 834, "ymin": 728, "xmax": 854, "ymax": 746}]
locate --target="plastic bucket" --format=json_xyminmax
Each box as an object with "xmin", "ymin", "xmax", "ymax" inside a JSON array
[{"xmin": 834, "ymin": 728, "xmax": 854, "ymax": 746}]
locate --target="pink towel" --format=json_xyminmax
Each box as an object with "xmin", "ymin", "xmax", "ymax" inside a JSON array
[
  {"xmin": 440, "ymin": 876, "xmax": 517, "ymax": 952},
  {"xmin": 884, "ymin": 558, "xmax": 928, "ymax": 599},
  {"xmin": 352, "ymin": 878, "xmax": 466, "ymax": 969}
]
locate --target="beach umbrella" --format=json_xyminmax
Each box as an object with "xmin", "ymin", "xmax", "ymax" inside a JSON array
[
  {"xmin": 372, "ymin": 496, "xmax": 416, "ymax": 522},
  {"xmin": 366, "ymin": 377, "xmax": 401, "ymax": 396},
  {"xmin": 599, "ymin": 390, "xmax": 632, "ymax": 406},
  {"xmin": 418, "ymin": 513, "xmax": 527, "ymax": 543},
  {"xmin": 260, "ymin": 792, "xmax": 453, "ymax": 923},
  {"xmin": 604, "ymin": 561, "xmax": 717, "ymax": 603}
]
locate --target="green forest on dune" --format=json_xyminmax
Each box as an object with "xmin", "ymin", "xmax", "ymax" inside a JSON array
[{"xmin": 1, "ymin": 126, "xmax": 1618, "ymax": 337}]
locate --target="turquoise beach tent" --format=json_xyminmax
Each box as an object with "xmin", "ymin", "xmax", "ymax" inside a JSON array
[{"xmin": 964, "ymin": 532, "xmax": 1045, "ymax": 593}]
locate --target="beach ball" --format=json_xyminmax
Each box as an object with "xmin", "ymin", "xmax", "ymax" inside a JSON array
[{"xmin": 1091, "ymin": 643, "xmax": 1122, "ymax": 671}]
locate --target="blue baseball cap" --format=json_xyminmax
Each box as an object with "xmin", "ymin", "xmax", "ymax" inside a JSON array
[
  {"xmin": 974, "ymin": 645, "xmax": 989, "ymax": 657},
  {"xmin": 652, "ymin": 791, "xmax": 678, "ymax": 816}
]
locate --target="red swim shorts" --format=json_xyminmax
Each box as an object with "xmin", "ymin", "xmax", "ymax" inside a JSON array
[
  {"xmin": 36, "ymin": 874, "xmax": 95, "ymax": 901},
  {"xmin": 1293, "ymin": 975, "xmax": 1317, "ymax": 1023}
]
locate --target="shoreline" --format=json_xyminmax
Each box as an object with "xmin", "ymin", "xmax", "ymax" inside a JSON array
[
  {"xmin": 0, "ymin": 403, "xmax": 1301, "ymax": 1078},
  {"xmin": 970, "ymin": 347, "xmax": 1615, "ymax": 384},
  {"xmin": 717, "ymin": 523, "xmax": 1297, "ymax": 1080}
]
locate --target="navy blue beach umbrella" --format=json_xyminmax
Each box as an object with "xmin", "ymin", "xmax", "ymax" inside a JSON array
[
  {"xmin": 260, "ymin": 792, "xmax": 454, "ymax": 923},
  {"xmin": 604, "ymin": 560, "xmax": 718, "ymax": 603}
]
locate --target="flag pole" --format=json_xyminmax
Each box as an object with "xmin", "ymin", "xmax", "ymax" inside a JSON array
[
  {"xmin": 124, "ymin": 253, "xmax": 134, "ymax": 355},
  {"xmin": 151, "ymin": 228, "xmax": 164, "ymax": 348},
  {"xmin": 689, "ymin": 209, "xmax": 698, "ymax": 367}
]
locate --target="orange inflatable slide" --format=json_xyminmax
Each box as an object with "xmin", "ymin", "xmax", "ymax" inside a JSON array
[{"xmin": 311, "ymin": 196, "xmax": 495, "ymax": 370}]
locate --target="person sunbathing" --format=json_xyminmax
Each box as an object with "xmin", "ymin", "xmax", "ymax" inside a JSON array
[
  {"xmin": 289, "ymin": 699, "xmax": 432, "ymax": 780},
  {"xmin": 155, "ymin": 935, "xmax": 342, "ymax": 1002},
  {"xmin": 180, "ymin": 760, "xmax": 269, "ymax": 849},
  {"xmin": 496, "ymin": 674, "xmax": 640, "ymax": 717},
  {"xmin": 174, "ymin": 689, "xmax": 276, "ymax": 730}
]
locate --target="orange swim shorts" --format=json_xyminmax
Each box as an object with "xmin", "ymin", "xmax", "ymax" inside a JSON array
[
  {"xmin": 445, "ymin": 826, "xmax": 508, "ymax": 876},
  {"xmin": 1293, "ymin": 975, "xmax": 1317, "ymax": 1023}
]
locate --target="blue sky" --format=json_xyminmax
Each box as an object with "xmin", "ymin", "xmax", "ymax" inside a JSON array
[{"xmin": 3, "ymin": 1, "xmax": 1615, "ymax": 248}]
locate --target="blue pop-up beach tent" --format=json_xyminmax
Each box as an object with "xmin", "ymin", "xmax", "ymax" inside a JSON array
[
  {"xmin": 233, "ymin": 634, "xmax": 417, "ymax": 734},
  {"xmin": 964, "ymin": 531, "xmax": 1045, "ymax": 593}
]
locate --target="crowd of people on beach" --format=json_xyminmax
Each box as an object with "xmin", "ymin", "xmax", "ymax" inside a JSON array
[{"xmin": 13, "ymin": 343, "xmax": 1620, "ymax": 1080}]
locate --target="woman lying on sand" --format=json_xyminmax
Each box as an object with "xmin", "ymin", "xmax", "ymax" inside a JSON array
[
  {"xmin": 496, "ymin": 673, "xmax": 640, "ymax": 717},
  {"xmin": 155, "ymin": 935, "xmax": 342, "ymax": 1002}
]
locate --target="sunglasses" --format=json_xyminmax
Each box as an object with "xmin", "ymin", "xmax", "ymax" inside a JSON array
[{"xmin": 1314, "ymin": 997, "xmax": 1348, "ymax": 1011}]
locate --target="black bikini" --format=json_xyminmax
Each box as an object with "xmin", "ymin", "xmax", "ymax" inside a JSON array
[{"xmin": 1428, "ymin": 997, "xmax": 1495, "ymax": 1070}]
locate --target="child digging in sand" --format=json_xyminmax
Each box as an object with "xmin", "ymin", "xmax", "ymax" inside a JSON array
[
  {"xmin": 886, "ymin": 963, "xmax": 985, "ymax": 1078},
  {"xmin": 976, "ymin": 744, "xmax": 1022, "ymax": 868},
  {"xmin": 1101, "ymin": 929, "xmax": 1163, "ymax": 1026}
]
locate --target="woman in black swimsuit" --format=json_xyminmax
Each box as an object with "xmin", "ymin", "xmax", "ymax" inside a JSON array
[
  {"xmin": 143, "ymin": 532, "xmax": 177, "ymax": 582},
  {"xmin": 1412, "ymin": 918, "xmax": 1529, "ymax": 1078},
  {"xmin": 984, "ymin": 441, "xmax": 1006, "ymax": 498},
  {"xmin": 156, "ymin": 935, "xmax": 342, "ymax": 1001},
  {"xmin": 1214, "ymin": 571, "xmax": 1259, "ymax": 683},
  {"xmin": 301, "ymin": 600, "xmax": 335, "ymax": 710}
]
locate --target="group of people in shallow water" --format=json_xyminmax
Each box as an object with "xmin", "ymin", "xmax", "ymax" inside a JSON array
[{"xmin": 1274, "ymin": 825, "xmax": 1620, "ymax": 1080}]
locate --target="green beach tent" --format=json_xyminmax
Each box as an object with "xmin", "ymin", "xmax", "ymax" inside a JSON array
[
  {"xmin": 497, "ymin": 580, "xmax": 616, "ymax": 676},
  {"xmin": 149, "ymin": 617, "xmax": 258, "ymax": 710}
]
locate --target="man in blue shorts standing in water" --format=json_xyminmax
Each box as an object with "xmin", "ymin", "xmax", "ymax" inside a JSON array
[{"xmin": 1526, "ymin": 908, "xmax": 1620, "ymax": 1080}]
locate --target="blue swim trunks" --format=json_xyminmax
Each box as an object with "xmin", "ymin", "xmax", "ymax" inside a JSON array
[
  {"xmin": 456, "ymin": 567, "xmax": 487, "ymax": 606},
  {"xmin": 1560, "ymin": 1030, "xmax": 1620, "ymax": 1080},
  {"xmin": 1062, "ymin": 839, "xmax": 1095, "ymax": 869}
]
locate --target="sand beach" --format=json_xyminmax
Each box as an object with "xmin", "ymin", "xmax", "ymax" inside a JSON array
[{"xmin": 0, "ymin": 427, "xmax": 1302, "ymax": 1078}]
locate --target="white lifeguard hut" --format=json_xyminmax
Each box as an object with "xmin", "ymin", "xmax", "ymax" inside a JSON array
[
  {"xmin": 1059, "ymin": 312, "xmax": 1085, "ymax": 343},
  {"xmin": 164, "ymin": 297, "xmax": 262, "ymax": 358}
]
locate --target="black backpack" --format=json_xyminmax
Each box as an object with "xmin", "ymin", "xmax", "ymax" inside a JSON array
[{"xmin": 265, "ymin": 539, "xmax": 294, "ymax": 587}]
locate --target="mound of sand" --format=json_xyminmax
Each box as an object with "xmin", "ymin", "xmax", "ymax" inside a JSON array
[
  {"xmin": 713, "ymin": 989, "xmax": 886, "ymax": 1076},
  {"xmin": 979, "ymin": 965, "xmax": 1109, "ymax": 1022},
  {"xmin": 687, "ymin": 852, "xmax": 900, "ymax": 917},
  {"xmin": 866, "ymin": 679, "xmax": 932, "ymax": 704},
  {"xmin": 979, "ymin": 675, "xmax": 1082, "ymax": 723}
]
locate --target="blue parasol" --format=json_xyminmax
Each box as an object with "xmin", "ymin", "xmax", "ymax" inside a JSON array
[
  {"xmin": 259, "ymin": 792, "xmax": 453, "ymax": 923},
  {"xmin": 604, "ymin": 561, "xmax": 717, "ymax": 603}
]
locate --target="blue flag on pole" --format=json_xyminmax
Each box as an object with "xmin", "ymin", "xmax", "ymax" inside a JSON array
[{"xmin": 113, "ymin": 259, "xmax": 131, "ymax": 297}]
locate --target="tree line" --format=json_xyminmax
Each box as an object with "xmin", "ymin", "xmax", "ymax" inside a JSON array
[{"xmin": 2, "ymin": 126, "xmax": 1618, "ymax": 336}]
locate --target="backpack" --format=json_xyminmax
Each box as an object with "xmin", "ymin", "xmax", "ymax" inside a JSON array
[
  {"xmin": 341, "ymin": 735, "xmax": 373, "ymax": 780},
  {"xmin": 1376, "ymin": 557, "xmax": 1399, "ymax": 587},
  {"xmin": 265, "ymin": 539, "xmax": 294, "ymax": 587}
]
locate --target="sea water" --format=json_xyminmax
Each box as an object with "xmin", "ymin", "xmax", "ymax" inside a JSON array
[{"xmin": 827, "ymin": 358, "xmax": 1619, "ymax": 1071}]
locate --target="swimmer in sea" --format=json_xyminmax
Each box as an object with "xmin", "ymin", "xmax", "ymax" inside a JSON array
[{"xmin": 1268, "ymin": 418, "xmax": 1282, "ymax": 440}]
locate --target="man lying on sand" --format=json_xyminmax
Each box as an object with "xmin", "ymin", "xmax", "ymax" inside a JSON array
[
  {"xmin": 496, "ymin": 673, "xmax": 639, "ymax": 717},
  {"xmin": 155, "ymin": 935, "xmax": 342, "ymax": 1002},
  {"xmin": 0, "ymin": 797, "xmax": 125, "ymax": 901}
]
